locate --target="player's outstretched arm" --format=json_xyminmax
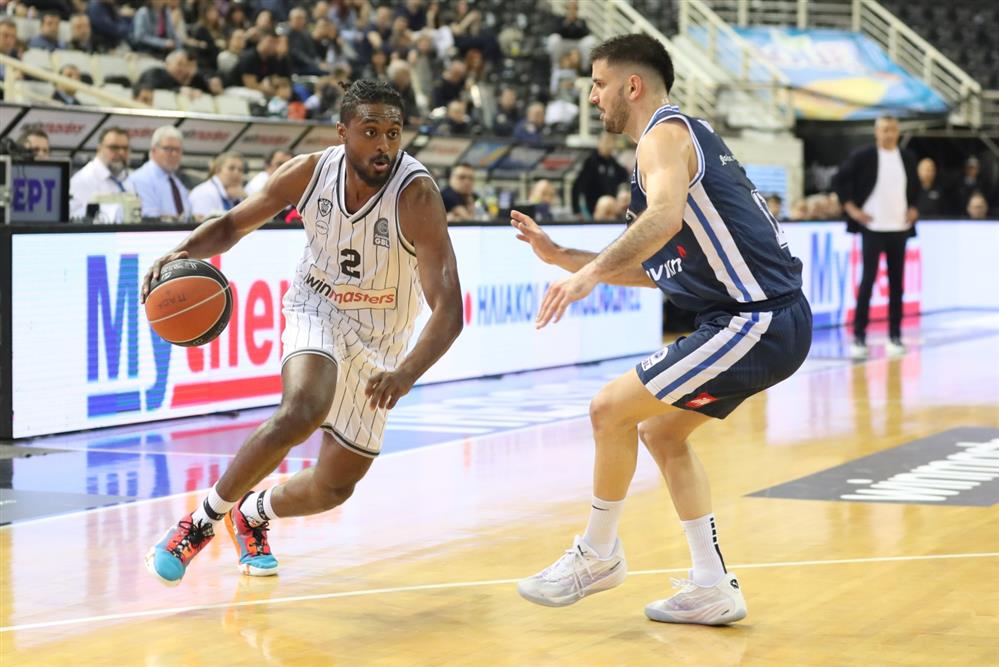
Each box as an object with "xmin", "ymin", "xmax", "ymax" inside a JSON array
[
  {"xmin": 510, "ymin": 210, "xmax": 653, "ymax": 287},
  {"xmin": 364, "ymin": 176, "xmax": 464, "ymax": 410},
  {"xmin": 142, "ymin": 153, "xmax": 319, "ymax": 300}
]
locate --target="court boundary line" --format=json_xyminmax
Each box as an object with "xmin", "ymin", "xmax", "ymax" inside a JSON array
[{"xmin": 2, "ymin": 551, "xmax": 996, "ymax": 633}]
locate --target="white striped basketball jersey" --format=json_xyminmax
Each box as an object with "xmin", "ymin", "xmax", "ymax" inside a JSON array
[{"xmin": 287, "ymin": 145, "xmax": 430, "ymax": 352}]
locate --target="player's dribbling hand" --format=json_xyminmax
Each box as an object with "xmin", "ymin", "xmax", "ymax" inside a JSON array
[
  {"xmin": 365, "ymin": 369, "xmax": 415, "ymax": 410},
  {"xmin": 511, "ymin": 210, "xmax": 559, "ymax": 264},
  {"xmin": 141, "ymin": 250, "xmax": 190, "ymax": 303},
  {"xmin": 535, "ymin": 269, "xmax": 598, "ymax": 329}
]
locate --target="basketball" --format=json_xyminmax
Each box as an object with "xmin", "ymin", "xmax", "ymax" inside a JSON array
[{"xmin": 144, "ymin": 259, "xmax": 232, "ymax": 347}]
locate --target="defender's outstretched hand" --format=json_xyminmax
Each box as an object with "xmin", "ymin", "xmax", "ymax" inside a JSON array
[
  {"xmin": 535, "ymin": 269, "xmax": 598, "ymax": 329},
  {"xmin": 511, "ymin": 209, "xmax": 560, "ymax": 264}
]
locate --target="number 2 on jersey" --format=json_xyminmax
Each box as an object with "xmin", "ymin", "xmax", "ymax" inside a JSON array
[{"xmin": 340, "ymin": 249, "xmax": 361, "ymax": 278}]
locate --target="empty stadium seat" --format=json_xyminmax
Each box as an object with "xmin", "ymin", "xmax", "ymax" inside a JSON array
[
  {"xmin": 95, "ymin": 54, "xmax": 131, "ymax": 85},
  {"xmin": 52, "ymin": 49, "xmax": 92, "ymax": 75},
  {"xmin": 215, "ymin": 94, "xmax": 251, "ymax": 116},
  {"xmin": 13, "ymin": 17, "xmax": 39, "ymax": 42},
  {"xmin": 131, "ymin": 56, "xmax": 163, "ymax": 82},
  {"xmin": 152, "ymin": 89, "xmax": 180, "ymax": 110},
  {"xmin": 21, "ymin": 48, "xmax": 53, "ymax": 73},
  {"xmin": 13, "ymin": 80, "xmax": 55, "ymax": 103},
  {"xmin": 179, "ymin": 93, "xmax": 218, "ymax": 114}
]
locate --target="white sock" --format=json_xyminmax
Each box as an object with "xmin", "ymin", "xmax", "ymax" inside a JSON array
[
  {"xmin": 582, "ymin": 496, "xmax": 625, "ymax": 558},
  {"xmin": 681, "ymin": 513, "xmax": 728, "ymax": 587},
  {"xmin": 191, "ymin": 484, "xmax": 237, "ymax": 526},
  {"xmin": 239, "ymin": 488, "xmax": 279, "ymax": 526}
]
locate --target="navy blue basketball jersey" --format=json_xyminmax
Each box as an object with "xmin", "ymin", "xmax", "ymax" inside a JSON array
[{"xmin": 628, "ymin": 105, "xmax": 802, "ymax": 312}]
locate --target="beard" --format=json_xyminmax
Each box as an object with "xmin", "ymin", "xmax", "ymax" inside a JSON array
[
  {"xmin": 601, "ymin": 89, "xmax": 629, "ymax": 134},
  {"xmin": 108, "ymin": 159, "xmax": 126, "ymax": 177},
  {"xmin": 348, "ymin": 152, "xmax": 395, "ymax": 187}
]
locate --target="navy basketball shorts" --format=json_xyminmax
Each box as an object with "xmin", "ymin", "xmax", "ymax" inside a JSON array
[{"xmin": 635, "ymin": 291, "xmax": 813, "ymax": 419}]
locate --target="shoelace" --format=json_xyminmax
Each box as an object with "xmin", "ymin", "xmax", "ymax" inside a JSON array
[
  {"xmin": 542, "ymin": 544, "xmax": 594, "ymax": 593},
  {"xmin": 170, "ymin": 520, "xmax": 213, "ymax": 559},
  {"xmin": 669, "ymin": 577, "xmax": 699, "ymax": 594},
  {"xmin": 248, "ymin": 520, "xmax": 272, "ymax": 555}
]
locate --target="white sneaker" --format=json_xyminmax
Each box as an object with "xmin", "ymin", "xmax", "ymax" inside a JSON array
[
  {"xmin": 850, "ymin": 342, "xmax": 868, "ymax": 359},
  {"xmin": 645, "ymin": 573, "xmax": 747, "ymax": 625},
  {"xmin": 885, "ymin": 339, "xmax": 906, "ymax": 356},
  {"xmin": 517, "ymin": 536, "xmax": 627, "ymax": 607}
]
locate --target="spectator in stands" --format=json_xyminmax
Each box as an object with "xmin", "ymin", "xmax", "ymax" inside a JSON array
[
  {"xmin": 257, "ymin": 0, "xmax": 291, "ymax": 24},
  {"xmin": 245, "ymin": 148, "xmax": 292, "ymax": 196},
  {"xmin": 87, "ymin": 0, "xmax": 132, "ymax": 52},
  {"xmin": 52, "ymin": 64, "xmax": 82, "ymax": 105},
  {"xmin": 766, "ymin": 193, "xmax": 783, "ymax": 221},
  {"xmin": 444, "ymin": 0, "xmax": 500, "ymax": 62},
  {"xmin": 388, "ymin": 59, "xmax": 421, "ymax": 126},
  {"xmin": 125, "ymin": 125, "xmax": 191, "ymax": 221},
  {"xmin": 312, "ymin": 17, "xmax": 355, "ymax": 69},
  {"xmin": 362, "ymin": 48, "xmax": 390, "ymax": 81},
  {"xmin": 788, "ymin": 198, "xmax": 808, "ymax": 220},
  {"xmin": 571, "ymin": 132, "xmax": 628, "ymax": 218},
  {"xmin": 0, "ymin": 18, "xmax": 19, "ymax": 98},
  {"xmin": 226, "ymin": 28, "xmax": 291, "ymax": 93},
  {"xmin": 546, "ymin": 0, "xmax": 597, "ymax": 66},
  {"xmin": 133, "ymin": 82, "xmax": 155, "ymax": 105},
  {"xmin": 27, "ymin": 12, "xmax": 62, "ymax": 51},
  {"xmin": 285, "ymin": 7, "xmax": 323, "ymax": 75},
  {"xmin": 189, "ymin": 151, "xmax": 246, "ymax": 220},
  {"xmin": 265, "ymin": 76, "xmax": 293, "ymax": 117},
  {"xmin": 138, "ymin": 49, "xmax": 222, "ymax": 98},
  {"xmin": 132, "ymin": 0, "xmax": 180, "ymax": 59},
  {"xmin": 492, "ymin": 86, "xmax": 521, "ymax": 137},
  {"xmin": 966, "ymin": 191, "xmax": 989, "ymax": 220},
  {"xmin": 513, "ymin": 102, "xmax": 547, "ymax": 147},
  {"xmin": 915, "ymin": 157, "xmax": 948, "ymax": 218},
  {"xmin": 69, "ymin": 126, "xmax": 135, "ymax": 221},
  {"xmin": 951, "ymin": 156, "xmax": 985, "ymax": 214},
  {"xmin": 435, "ymin": 98, "xmax": 473, "ymax": 135},
  {"xmin": 396, "ymin": 0, "xmax": 427, "ymax": 32},
  {"xmin": 20, "ymin": 127, "xmax": 50, "ymax": 159},
  {"xmin": 440, "ymin": 162, "xmax": 484, "ymax": 222},
  {"xmin": 245, "ymin": 9, "xmax": 275, "ymax": 47},
  {"xmin": 225, "ymin": 3, "xmax": 250, "ymax": 36},
  {"xmin": 528, "ymin": 179, "xmax": 558, "ymax": 222},
  {"xmin": 216, "ymin": 28, "xmax": 245, "ymax": 77},
  {"xmin": 431, "ymin": 59, "xmax": 466, "ymax": 110},
  {"xmin": 408, "ymin": 32, "xmax": 438, "ymax": 106},
  {"xmin": 834, "ymin": 114, "xmax": 919, "ymax": 358},
  {"xmin": 188, "ymin": 2, "xmax": 226, "ymax": 75},
  {"xmin": 592, "ymin": 195, "xmax": 619, "ymax": 221},
  {"xmin": 67, "ymin": 13, "xmax": 97, "ymax": 53}
]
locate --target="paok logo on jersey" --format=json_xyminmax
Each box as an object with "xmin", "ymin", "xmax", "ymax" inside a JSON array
[
  {"xmin": 373, "ymin": 217, "xmax": 390, "ymax": 248},
  {"xmin": 317, "ymin": 198, "xmax": 333, "ymax": 218}
]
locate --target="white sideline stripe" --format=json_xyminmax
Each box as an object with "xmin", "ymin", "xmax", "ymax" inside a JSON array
[{"xmin": 2, "ymin": 551, "xmax": 996, "ymax": 633}]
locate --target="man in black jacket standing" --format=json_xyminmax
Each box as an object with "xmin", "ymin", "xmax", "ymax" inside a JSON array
[
  {"xmin": 834, "ymin": 115, "xmax": 919, "ymax": 358},
  {"xmin": 571, "ymin": 132, "xmax": 629, "ymax": 218}
]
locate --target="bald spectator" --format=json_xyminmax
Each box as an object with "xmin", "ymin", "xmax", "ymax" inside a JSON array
[
  {"xmin": 138, "ymin": 50, "xmax": 222, "ymax": 97},
  {"xmin": 513, "ymin": 102, "xmax": 547, "ymax": 146},
  {"xmin": 53, "ymin": 65, "xmax": 82, "ymax": 105},
  {"xmin": 286, "ymin": 7, "xmax": 324, "ymax": 75},
  {"xmin": 388, "ymin": 59, "xmax": 421, "ymax": 126},
  {"xmin": 592, "ymin": 195, "xmax": 620, "ymax": 221},
  {"xmin": 952, "ymin": 156, "xmax": 985, "ymax": 214},
  {"xmin": 132, "ymin": 0, "xmax": 179, "ymax": 58},
  {"xmin": 915, "ymin": 157, "xmax": 948, "ymax": 218},
  {"xmin": 28, "ymin": 12, "xmax": 63, "ymax": 51},
  {"xmin": 967, "ymin": 192, "xmax": 989, "ymax": 220},
  {"xmin": 528, "ymin": 179, "xmax": 558, "ymax": 222},
  {"xmin": 21, "ymin": 128, "xmax": 51, "ymax": 159},
  {"xmin": 125, "ymin": 125, "xmax": 191, "ymax": 220},
  {"xmin": 67, "ymin": 14, "xmax": 97, "ymax": 53}
]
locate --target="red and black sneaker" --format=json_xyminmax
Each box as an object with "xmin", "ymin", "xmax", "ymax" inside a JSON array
[
  {"xmin": 224, "ymin": 494, "xmax": 279, "ymax": 576},
  {"xmin": 144, "ymin": 512, "xmax": 215, "ymax": 586}
]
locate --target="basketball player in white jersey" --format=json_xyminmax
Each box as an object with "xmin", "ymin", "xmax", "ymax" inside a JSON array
[{"xmin": 141, "ymin": 80, "xmax": 463, "ymax": 585}]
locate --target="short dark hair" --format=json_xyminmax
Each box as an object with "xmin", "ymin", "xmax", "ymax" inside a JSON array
[
  {"xmin": 265, "ymin": 148, "xmax": 292, "ymax": 165},
  {"xmin": 98, "ymin": 126, "xmax": 129, "ymax": 144},
  {"xmin": 20, "ymin": 126, "xmax": 49, "ymax": 142},
  {"xmin": 590, "ymin": 34, "xmax": 675, "ymax": 94},
  {"xmin": 339, "ymin": 79, "xmax": 404, "ymax": 125}
]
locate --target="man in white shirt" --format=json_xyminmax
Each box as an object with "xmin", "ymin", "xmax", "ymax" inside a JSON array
[
  {"xmin": 69, "ymin": 127, "xmax": 136, "ymax": 222},
  {"xmin": 245, "ymin": 149, "xmax": 293, "ymax": 196},
  {"xmin": 834, "ymin": 115, "xmax": 920, "ymax": 358}
]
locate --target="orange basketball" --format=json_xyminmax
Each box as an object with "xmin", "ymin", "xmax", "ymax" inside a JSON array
[{"xmin": 144, "ymin": 259, "xmax": 232, "ymax": 347}]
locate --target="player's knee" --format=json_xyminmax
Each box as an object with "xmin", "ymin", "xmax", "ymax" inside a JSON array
[
  {"xmin": 315, "ymin": 481, "xmax": 357, "ymax": 510},
  {"xmin": 639, "ymin": 424, "xmax": 686, "ymax": 456},
  {"xmin": 269, "ymin": 404, "xmax": 326, "ymax": 443},
  {"xmin": 589, "ymin": 390, "xmax": 626, "ymax": 436}
]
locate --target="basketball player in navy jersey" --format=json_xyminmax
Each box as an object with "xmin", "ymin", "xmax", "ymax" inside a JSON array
[
  {"xmin": 141, "ymin": 80, "xmax": 463, "ymax": 585},
  {"xmin": 513, "ymin": 34, "xmax": 812, "ymax": 625}
]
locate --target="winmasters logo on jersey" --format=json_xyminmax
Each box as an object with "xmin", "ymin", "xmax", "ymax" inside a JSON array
[
  {"xmin": 304, "ymin": 266, "xmax": 396, "ymax": 309},
  {"xmin": 373, "ymin": 218, "xmax": 390, "ymax": 248}
]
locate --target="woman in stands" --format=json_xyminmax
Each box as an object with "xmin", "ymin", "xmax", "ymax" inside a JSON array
[{"xmin": 190, "ymin": 152, "xmax": 247, "ymax": 221}]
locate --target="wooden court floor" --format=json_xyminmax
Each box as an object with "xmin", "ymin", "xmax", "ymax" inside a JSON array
[{"xmin": 2, "ymin": 316, "xmax": 998, "ymax": 666}]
